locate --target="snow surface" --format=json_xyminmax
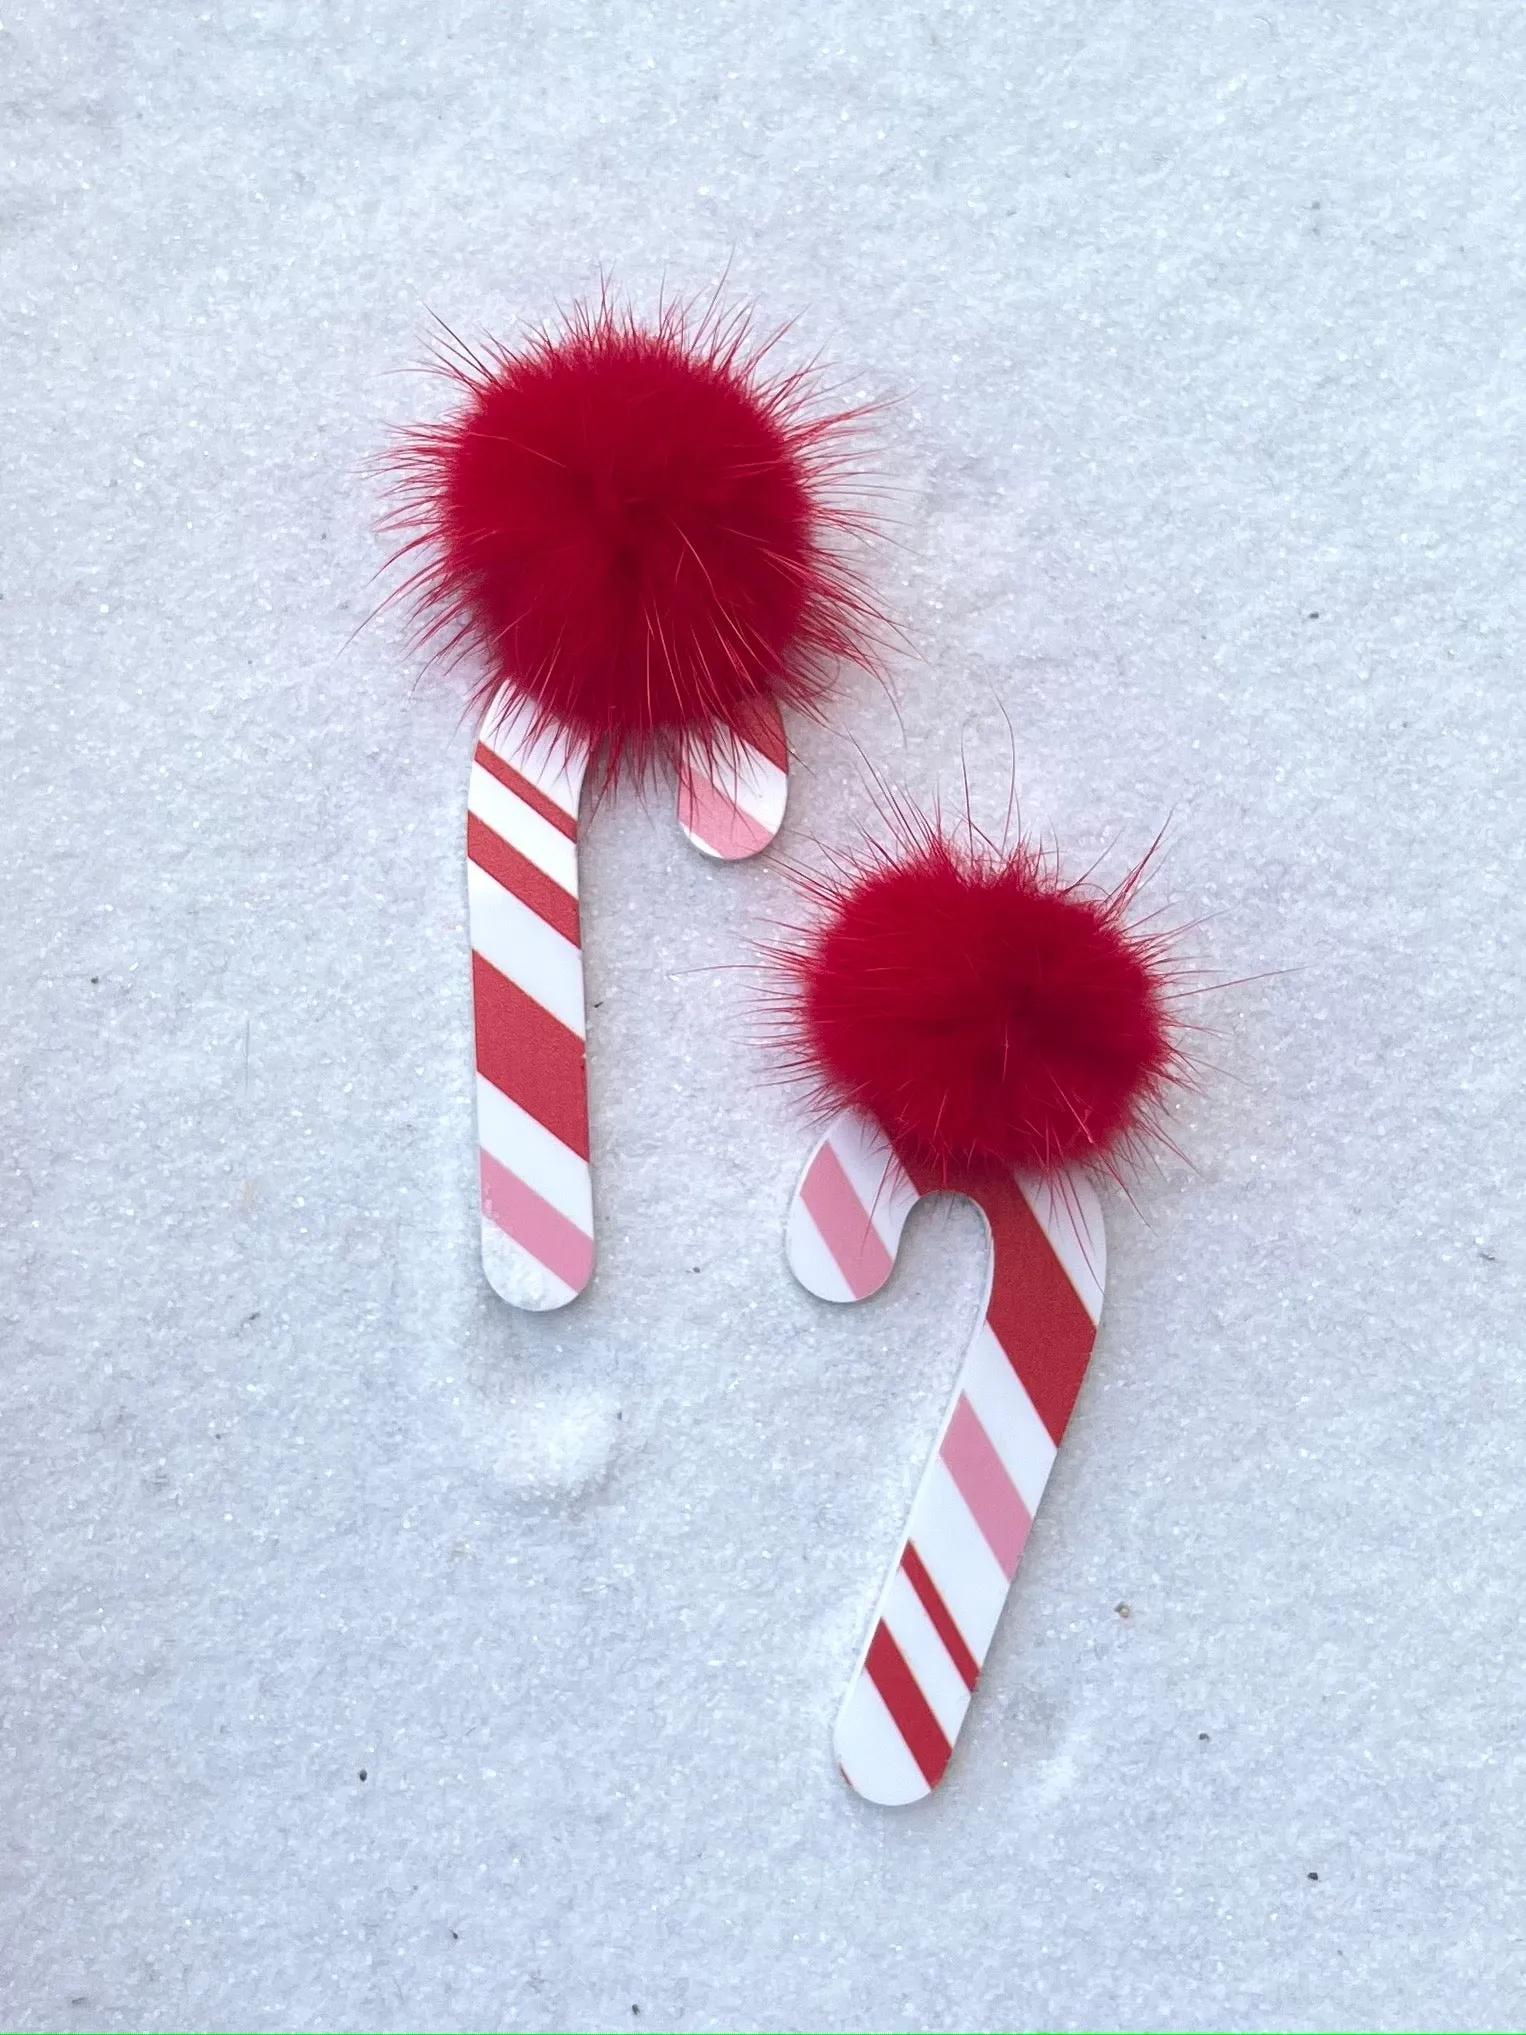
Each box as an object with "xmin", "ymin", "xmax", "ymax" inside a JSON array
[{"xmin": 4, "ymin": 2, "xmax": 1526, "ymax": 2028}]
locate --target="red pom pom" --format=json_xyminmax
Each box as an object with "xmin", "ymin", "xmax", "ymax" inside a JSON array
[
  {"xmin": 774, "ymin": 813, "xmax": 1186, "ymax": 1182},
  {"xmin": 385, "ymin": 300, "xmax": 878, "ymax": 781}
]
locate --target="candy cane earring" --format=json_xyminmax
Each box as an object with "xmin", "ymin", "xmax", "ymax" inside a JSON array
[
  {"xmin": 386, "ymin": 300, "xmax": 878, "ymax": 1309},
  {"xmin": 769, "ymin": 806, "xmax": 1190, "ymax": 1803}
]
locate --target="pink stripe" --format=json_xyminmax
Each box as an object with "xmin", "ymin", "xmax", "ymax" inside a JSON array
[
  {"xmin": 677, "ymin": 753, "xmax": 774, "ymax": 860},
  {"xmin": 939, "ymin": 1394, "xmax": 1032, "ymax": 1581},
  {"xmin": 799, "ymin": 1141, "xmax": 894, "ymax": 1300},
  {"xmin": 479, "ymin": 1148, "xmax": 593, "ymax": 1295}
]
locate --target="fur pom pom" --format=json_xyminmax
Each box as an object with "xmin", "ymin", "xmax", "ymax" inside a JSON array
[
  {"xmin": 772, "ymin": 810, "xmax": 1186, "ymax": 1182},
  {"xmin": 384, "ymin": 298, "xmax": 878, "ymax": 781}
]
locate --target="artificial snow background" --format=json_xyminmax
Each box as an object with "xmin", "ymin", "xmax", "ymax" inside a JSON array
[{"xmin": 2, "ymin": 2, "xmax": 1522, "ymax": 2029}]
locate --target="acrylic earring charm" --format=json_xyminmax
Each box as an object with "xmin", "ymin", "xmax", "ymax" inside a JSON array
[
  {"xmin": 385, "ymin": 298, "xmax": 879, "ymax": 1310},
  {"xmin": 769, "ymin": 803, "xmax": 1190, "ymax": 1803}
]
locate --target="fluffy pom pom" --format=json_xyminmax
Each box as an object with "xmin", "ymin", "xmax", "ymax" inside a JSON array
[
  {"xmin": 384, "ymin": 299, "xmax": 878, "ymax": 781},
  {"xmin": 772, "ymin": 811, "xmax": 1186, "ymax": 1183}
]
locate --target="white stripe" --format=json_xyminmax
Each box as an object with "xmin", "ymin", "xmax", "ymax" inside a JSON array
[
  {"xmin": 479, "ymin": 702, "xmax": 584, "ymax": 818},
  {"xmin": 833, "ymin": 1670, "xmax": 930, "ymax": 1807},
  {"xmin": 725, "ymin": 744, "xmax": 788, "ymax": 834},
  {"xmin": 784, "ymin": 1194, "xmax": 856, "ymax": 1303},
  {"xmin": 468, "ymin": 863, "xmax": 586, "ymax": 1038},
  {"xmin": 906, "ymin": 1454, "xmax": 1010, "ymax": 1666},
  {"xmin": 827, "ymin": 1111, "xmax": 920, "ymax": 1259},
  {"xmin": 476, "ymin": 1077, "xmax": 592, "ymax": 1235},
  {"xmin": 961, "ymin": 1320, "xmax": 1058, "ymax": 1519},
  {"xmin": 1018, "ymin": 1168, "xmax": 1106, "ymax": 1325},
  {"xmin": 879, "ymin": 1564, "xmax": 972, "ymax": 1749},
  {"xmin": 481, "ymin": 1219, "xmax": 577, "ymax": 1312},
  {"xmin": 468, "ymin": 764, "xmax": 580, "ymax": 899}
]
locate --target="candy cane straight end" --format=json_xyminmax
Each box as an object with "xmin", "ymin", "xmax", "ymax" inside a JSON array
[
  {"xmin": 469, "ymin": 705, "xmax": 596, "ymax": 1313},
  {"xmin": 677, "ymin": 699, "xmax": 790, "ymax": 862},
  {"xmin": 480, "ymin": 1217, "xmax": 586, "ymax": 1311},
  {"xmin": 835, "ymin": 1675, "xmax": 937, "ymax": 1806},
  {"xmin": 788, "ymin": 1105, "xmax": 1108, "ymax": 1804}
]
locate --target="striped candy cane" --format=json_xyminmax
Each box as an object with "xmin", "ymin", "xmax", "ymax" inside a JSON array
[
  {"xmin": 676, "ymin": 697, "xmax": 790, "ymax": 862},
  {"xmin": 786, "ymin": 1107, "xmax": 1107, "ymax": 1805},
  {"xmin": 469, "ymin": 697, "xmax": 789, "ymax": 1310}
]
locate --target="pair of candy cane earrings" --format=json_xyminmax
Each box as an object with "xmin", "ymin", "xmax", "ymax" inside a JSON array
[{"xmin": 385, "ymin": 300, "xmax": 1189, "ymax": 1806}]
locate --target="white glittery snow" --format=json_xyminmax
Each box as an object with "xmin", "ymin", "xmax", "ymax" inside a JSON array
[{"xmin": 3, "ymin": 2, "xmax": 1524, "ymax": 2027}]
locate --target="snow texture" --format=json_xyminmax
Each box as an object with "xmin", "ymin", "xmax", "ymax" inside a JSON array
[{"xmin": 2, "ymin": 2, "xmax": 1524, "ymax": 2028}]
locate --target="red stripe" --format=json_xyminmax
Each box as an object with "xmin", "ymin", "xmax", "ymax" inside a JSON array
[
  {"xmin": 733, "ymin": 695, "xmax": 789, "ymax": 772},
  {"xmin": 467, "ymin": 812, "xmax": 580, "ymax": 947},
  {"xmin": 471, "ymin": 953, "xmax": 590, "ymax": 1160},
  {"xmin": 473, "ymin": 743, "xmax": 578, "ymax": 840},
  {"xmin": 676, "ymin": 764, "xmax": 775, "ymax": 860},
  {"xmin": 978, "ymin": 1173, "xmax": 1099, "ymax": 1445},
  {"xmin": 864, "ymin": 1622, "xmax": 952, "ymax": 1791},
  {"xmin": 901, "ymin": 1542, "xmax": 980, "ymax": 1692},
  {"xmin": 939, "ymin": 1395, "xmax": 1032, "ymax": 1580}
]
